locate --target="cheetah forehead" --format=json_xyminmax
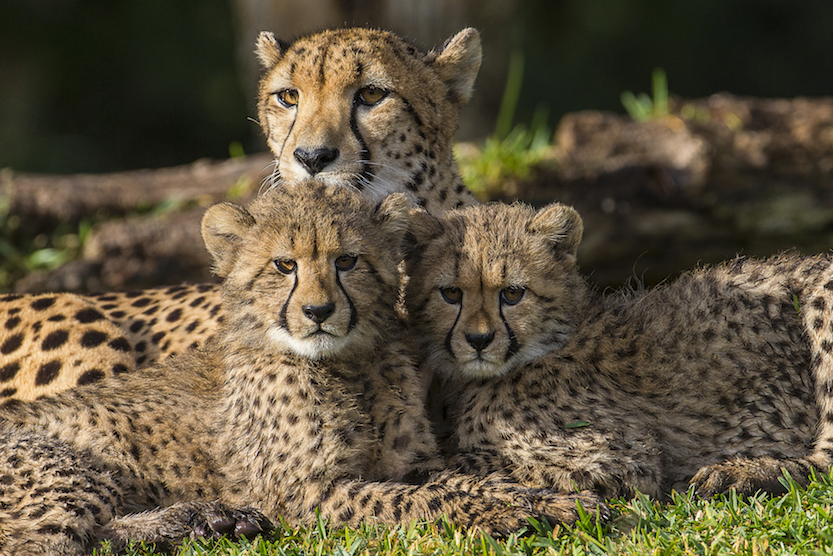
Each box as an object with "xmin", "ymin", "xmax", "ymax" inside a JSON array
[
  {"xmin": 261, "ymin": 28, "xmax": 446, "ymax": 96},
  {"xmin": 420, "ymin": 204, "xmax": 571, "ymax": 286}
]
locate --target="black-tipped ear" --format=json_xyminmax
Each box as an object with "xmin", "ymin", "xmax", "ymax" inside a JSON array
[
  {"xmin": 201, "ymin": 202, "xmax": 256, "ymax": 277},
  {"xmin": 255, "ymin": 31, "xmax": 289, "ymax": 69},
  {"xmin": 428, "ymin": 28, "xmax": 482, "ymax": 105},
  {"xmin": 529, "ymin": 203, "xmax": 584, "ymax": 260}
]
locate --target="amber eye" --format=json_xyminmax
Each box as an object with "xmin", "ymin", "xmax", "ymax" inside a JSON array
[
  {"xmin": 500, "ymin": 286, "xmax": 525, "ymax": 305},
  {"xmin": 335, "ymin": 254, "xmax": 358, "ymax": 271},
  {"xmin": 356, "ymin": 86, "xmax": 388, "ymax": 106},
  {"xmin": 439, "ymin": 287, "xmax": 462, "ymax": 304},
  {"xmin": 274, "ymin": 259, "xmax": 296, "ymax": 274},
  {"xmin": 275, "ymin": 89, "xmax": 299, "ymax": 107}
]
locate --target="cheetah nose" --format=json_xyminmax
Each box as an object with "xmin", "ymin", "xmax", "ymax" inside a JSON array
[
  {"xmin": 465, "ymin": 332, "xmax": 495, "ymax": 352},
  {"xmin": 294, "ymin": 147, "xmax": 339, "ymax": 175},
  {"xmin": 303, "ymin": 302, "xmax": 336, "ymax": 324}
]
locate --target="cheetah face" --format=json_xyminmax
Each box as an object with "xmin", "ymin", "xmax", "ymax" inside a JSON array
[
  {"xmin": 202, "ymin": 181, "xmax": 410, "ymax": 360},
  {"xmin": 405, "ymin": 203, "xmax": 588, "ymax": 380},
  {"xmin": 254, "ymin": 27, "xmax": 480, "ymax": 204}
]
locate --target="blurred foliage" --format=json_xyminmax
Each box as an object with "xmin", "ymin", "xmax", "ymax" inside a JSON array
[
  {"xmin": 457, "ymin": 52, "xmax": 554, "ymax": 198},
  {"xmin": 3, "ymin": 1, "xmax": 833, "ymax": 174},
  {"xmin": 621, "ymin": 68, "xmax": 669, "ymax": 121},
  {"xmin": 0, "ymin": 192, "xmax": 91, "ymax": 291}
]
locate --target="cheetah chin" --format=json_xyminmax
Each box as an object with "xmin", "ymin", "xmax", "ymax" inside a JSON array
[{"xmin": 266, "ymin": 326, "xmax": 353, "ymax": 360}]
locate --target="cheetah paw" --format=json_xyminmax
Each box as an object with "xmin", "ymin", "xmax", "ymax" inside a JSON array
[
  {"xmin": 102, "ymin": 500, "xmax": 274, "ymax": 551},
  {"xmin": 690, "ymin": 458, "xmax": 793, "ymax": 498},
  {"xmin": 187, "ymin": 500, "xmax": 274, "ymax": 540}
]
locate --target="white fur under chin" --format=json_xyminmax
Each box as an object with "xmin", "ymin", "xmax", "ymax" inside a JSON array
[
  {"xmin": 266, "ymin": 327, "xmax": 351, "ymax": 360},
  {"xmin": 455, "ymin": 341, "xmax": 561, "ymax": 381}
]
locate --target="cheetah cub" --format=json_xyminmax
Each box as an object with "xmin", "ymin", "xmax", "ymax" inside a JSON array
[
  {"xmin": 404, "ymin": 201, "xmax": 833, "ymax": 499},
  {"xmin": 0, "ymin": 183, "xmax": 600, "ymax": 555}
]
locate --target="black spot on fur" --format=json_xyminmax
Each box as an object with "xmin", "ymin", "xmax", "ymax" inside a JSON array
[
  {"xmin": 35, "ymin": 360, "xmax": 62, "ymax": 385},
  {"xmin": 41, "ymin": 330, "xmax": 69, "ymax": 351},
  {"xmin": 0, "ymin": 334, "xmax": 23, "ymax": 355},
  {"xmin": 78, "ymin": 369, "xmax": 105, "ymax": 385},
  {"xmin": 108, "ymin": 337, "xmax": 131, "ymax": 352},
  {"xmin": 30, "ymin": 297, "xmax": 56, "ymax": 310},
  {"xmin": 0, "ymin": 362, "xmax": 21, "ymax": 382},
  {"xmin": 81, "ymin": 330, "xmax": 108, "ymax": 348},
  {"xmin": 75, "ymin": 308, "xmax": 105, "ymax": 323}
]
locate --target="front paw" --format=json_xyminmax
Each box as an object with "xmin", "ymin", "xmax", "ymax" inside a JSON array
[
  {"xmin": 187, "ymin": 500, "xmax": 274, "ymax": 540},
  {"xmin": 527, "ymin": 489, "xmax": 609, "ymax": 527},
  {"xmin": 690, "ymin": 458, "xmax": 793, "ymax": 498},
  {"xmin": 467, "ymin": 490, "xmax": 608, "ymax": 537},
  {"xmin": 102, "ymin": 500, "xmax": 274, "ymax": 552}
]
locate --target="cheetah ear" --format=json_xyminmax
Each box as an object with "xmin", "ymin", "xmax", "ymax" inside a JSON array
[
  {"xmin": 201, "ymin": 202, "xmax": 257, "ymax": 278},
  {"xmin": 428, "ymin": 28, "xmax": 482, "ymax": 105},
  {"xmin": 401, "ymin": 207, "xmax": 443, "ymax": 259},
  {"xmin": 529, "ymin": 203, "xmax": 584, "ymax": 261},
  {"xmin": 372, "ymin": 193, "xmax": 413, "ymax": 248},
  {"xmin": 255, "ymin": 31, "xmax": 289, "ymax": 69}
]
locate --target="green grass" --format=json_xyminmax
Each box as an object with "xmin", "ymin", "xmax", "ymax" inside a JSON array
[
  {"xmin": 456, "ymin": 50, "xmax": 555, "ymax": 199},
  {"xmin": 0, "ymin": 189, "xmax": 92, "ymax": 290},
  {"xmin": 109, "ymin": 471, "xmax": 833, "ymax": 556},
  {"xmin": 620, "ymin": 68, "xmax": 670, "ymax": 122}
]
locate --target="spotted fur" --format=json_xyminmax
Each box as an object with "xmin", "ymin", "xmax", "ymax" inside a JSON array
[
  {"xmin": 0, "ymin": 183, "xmax": 601, "ymax": 555},
  {"xmin": 405, "ymin": 201, "xmax": 833, "ymax": 499},
  {"xmin": 0, "ymin": 27, "xmax": 481, "ymax": 402}
]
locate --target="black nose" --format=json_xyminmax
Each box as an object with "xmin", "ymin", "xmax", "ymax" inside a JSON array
[
  {"xmin": 303, "ymin": 303, "xmax": 335, "ymax": 324},
  {"xmin": 294, "ymin": 147, "xmax": 339, "ymax": 175},
  {"xmin": 465, "ymin": 332, "xmax": 495, "ymax": 352}
]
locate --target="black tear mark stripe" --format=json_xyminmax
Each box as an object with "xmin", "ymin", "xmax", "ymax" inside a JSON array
[
  {"xmin": 279, "ymin": 275, "xmax": 299, "ymax": 331},
  {"xmin": 349, "ymin": 100, "xmax": 371, "ymax": 191},
  {"xmin": 499, "ymin": 304, "xmax": 521, "ymax": 361},
  {"xmin": 445, "ymin": 305, "xmax": 463, "ymax": 360},
  {"xmin": 276, "ymin": 114, "xmax": 297, "ymax": 175},
  {"xmin": 334, "ymin": 271, "xmax": 358, "ymax": 332}
]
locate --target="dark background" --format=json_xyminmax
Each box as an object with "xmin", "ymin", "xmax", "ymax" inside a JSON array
[{"xmin": 2, "ymin": 0, "xmax": 832, "ymax": 174}]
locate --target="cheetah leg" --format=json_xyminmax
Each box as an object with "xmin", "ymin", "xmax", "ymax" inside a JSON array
[
  {"xmin": 692, "ymin": 265, "xmax": 833, "ymax": 498},
  {"xmin": 690, "ymin": 456, "xmax": 815, "ymax": 498},
  {"xmin": 448, "ymin": 440, "xmax": 663, "ymax": 500},
  {"xmin": 297, "ymin": 472, "xmax": 605, "ymax": 536},
  {"xmin": 803, "ymin": 267, "xmax": 833, "ymax": 475},
  {"xmin": 0, "ymin": 431, "xmax": 122, "ymax": 556},
  {"xmin": 100, "ymin": 500, "xmax": 274, "ymax": 553}
]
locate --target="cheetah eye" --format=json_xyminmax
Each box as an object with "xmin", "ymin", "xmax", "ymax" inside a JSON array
[
  {"xmin": 356, "ymin": 86, "xmax": 388, "ymax": 106},
  {"xmin": 275, "ymin": 89, "xmax": 299, "ymax": 108},
  {"xmin": 439, "ymin": 287, "xmax": 462, "ymax": 305},
  {"xmin": 274, "ymin": 259, "xmax": 296, "ymax": 274},
  {"xmin": 500, "ymin": 286, "xmax": 525, "ymax": 305},
  {"xmin": 335, "ymin": 254, "xmax": 358, "ymax": 271}
]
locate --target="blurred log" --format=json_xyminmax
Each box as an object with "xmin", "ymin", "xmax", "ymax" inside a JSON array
[
  {"xmin": 10, "ymin": 154, "xmax": 272, "ymax": 292},
  {"xmin": 12, "ymin": 94, "xmax": 833, "ymax": 293},
  {"xmin": 502, "ymin": 94, "xmax": 833, "ymax": 288},
  {"xmin": 2, "ymin": 153, "xmax": 274, "ymax": 222}
]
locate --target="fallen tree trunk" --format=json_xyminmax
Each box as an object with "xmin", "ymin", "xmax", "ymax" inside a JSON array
[
  {"xmin": 10, "ymin": 94, "xmax": 833, "ymax": 293},
  {"xmin": 2, "ymin": 153, "xmax": 274, "ymax": 223}
]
